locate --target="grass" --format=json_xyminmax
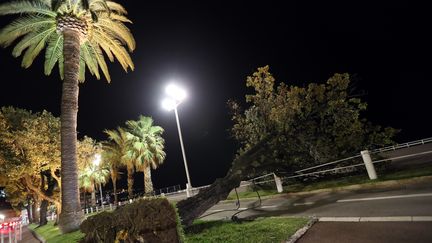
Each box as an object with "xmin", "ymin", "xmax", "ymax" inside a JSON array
[
  {"xmin": 226, "ymin": 164, "xmax": 432, "ymax": 200},
  {"xmin": 28, "ymin": 222, "xmax": 84, "ymax": 243},
  {"xmin": 27, "ymin": 217, "xmax": 307, "ymax": 243},
  {"xmin": 185, "ymin": 217, "xmax": 308, "ymax": 243}
]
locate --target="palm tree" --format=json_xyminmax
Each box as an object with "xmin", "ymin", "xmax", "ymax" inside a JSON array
[
  {"xmin": 126, "ymin": 116, "xmax": 166, "ymax": 194},
  {"xmin": 0, "ymin": 0, "xmax": 134, "ymax": 232},
  {"xmin": 102, "ymin": 139, "xmax": 124, "ymax": 205},
  {"xmin": 79, "ymin": 160, "xmax": 110, "ymax": 207},
  {"xmin": 104, "ymin": 127, "xmax": 135, "ymax": 200}
]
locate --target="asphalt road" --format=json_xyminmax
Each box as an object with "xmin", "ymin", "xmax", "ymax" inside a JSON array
[
  {"xmin": 198, "ymin": 185, "xmax": 432, "ymax": 221},
  {"xmin": 297, "ymin": 222, "xmax": 432, "ymax": 243}
]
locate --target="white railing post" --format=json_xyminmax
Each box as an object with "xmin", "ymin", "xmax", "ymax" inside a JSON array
[
  {"xmin": 109, "ymin": 204, "xmax": 112, "ymax": 210},
  {"xmin": 361, "ymin": 150, "xmax": 378, "ymax": 180},
  {"xmin": 13, "ymin": 227, "xmax": 17, "ymax": 243},
  {"xmin": 1, "ymin": 230, "xmax": 4, "ymax": 243},
  {"xmin": 19, "ymin": 223, "xmax": 22, "ymax": 241},
  {"xmin": 186, "ymin": 183, "xmax": 191, "ymax": 198},
  {"xmin": 273, "ymin": 174, "xmax": 283, "ymax": 193},
  {"xmin": 8, "ymin": 229, "xmax": 11, "ymax": 243},
  {"xmin": 90, "ymin": 207, "xmax": 93, "ymax": 214}
]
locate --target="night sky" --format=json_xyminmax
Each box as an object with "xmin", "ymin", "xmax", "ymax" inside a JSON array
[{"xmin": 0, "ymin": 1, "xmax": 431, "ymax": 191}]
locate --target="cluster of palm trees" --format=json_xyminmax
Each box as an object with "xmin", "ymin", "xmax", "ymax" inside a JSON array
[{"xmin": 103, "ymin": 116, "xmax": 166, "ymax": 205}]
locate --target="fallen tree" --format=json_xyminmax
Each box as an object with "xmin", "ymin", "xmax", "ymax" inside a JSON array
[{"xmin": 177, "ymin": 136, "xmax": 274, "ymax": 226}]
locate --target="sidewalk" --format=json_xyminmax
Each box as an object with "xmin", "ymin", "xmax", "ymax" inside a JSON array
[
  {"xmin": 297, "ymin": 222, "xmax": 432, "ymax": 243},
  {"xmin": 20, "ymin": 226, "xmax": 41, "ymax": 243}
]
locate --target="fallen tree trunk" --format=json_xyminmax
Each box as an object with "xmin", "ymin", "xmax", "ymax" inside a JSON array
[{"xmin": 177, "ymin": 136, "xmax": 275, "ymax": 226}]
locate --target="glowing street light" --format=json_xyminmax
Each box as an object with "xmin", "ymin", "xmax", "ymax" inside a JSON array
[
  {"xmin": 162, "ymin": 83, "xmax": 193, "ymax": 197},
  {"xmin": 93, "ymin": 154, "xmax": 104, "ymax": 206}
]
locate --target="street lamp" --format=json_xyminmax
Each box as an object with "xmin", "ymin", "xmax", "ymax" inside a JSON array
[
  {"xmin": 162, "ymin": 84, "xmax": 193, "ymax": 197},
  {"xmin": 93, "ymin": 154, "xmax": 104, "ymax": 206}
]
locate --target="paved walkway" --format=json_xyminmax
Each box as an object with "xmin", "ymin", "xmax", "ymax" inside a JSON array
[
  {"xmin": 297, "ymin": 222, "xmax": 432, "ymax": 243},
  {"xmin": 20, "ymin": 226, "xmax": 41, "ymax": 243}
]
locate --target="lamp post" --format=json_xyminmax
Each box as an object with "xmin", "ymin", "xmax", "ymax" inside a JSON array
[
  {"xmin": 162, "ymin": 84, "xmax": 193, "ymax": 197},
  {"xmin": 93, "ymin": 154, "xmax": 104, "ymax": 206}
]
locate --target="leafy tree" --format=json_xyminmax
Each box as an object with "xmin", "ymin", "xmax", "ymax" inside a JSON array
[
  {"xmin": 177, "ymin": 66, "xmax": 398, "ymax": 225},
  {"xmin": 229, "ymin": 66, "xmax": 398, "ymax": 171},
  {"xmin": 0, "ymin": 0, "xmax": 135, "ymax": 232},
  {"xmin": 126, "ymin": 116, "xmax": 166, "ymax": 194},
  {"xmin": 0, "ymin": 107, "xmax": 61, "ymax": 226}
]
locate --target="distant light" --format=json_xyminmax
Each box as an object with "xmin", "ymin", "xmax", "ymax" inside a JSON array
[
  {"xmin": 0, "ymin": 214, "xmax": 4, "ymax": 221},
  {"xmin": 165, "ymin": 84, "xmax": 187, "ymax": 102},
  {"xmin": 162, "ymin": 98, "xmax": 177, "ymax": 111},
  {"xmin": 93, "ymin": 153, "xmax": 101, "ymax": 167}
]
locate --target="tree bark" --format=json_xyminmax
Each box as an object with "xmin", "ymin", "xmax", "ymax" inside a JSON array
[
  {"xmin": 111, "ymin": 169, "xmax": 118, "ymax": 205},
  {"xmin": 91, "ymin": 187, "xmax": 96, "ymax": 207},
  {"xmin": 27, "ymin": 198, "xmax": 34, "ymax": 223},
  {"xmin": 177, "ymin": 135, "xmax": 274, "ymax": 226},
  {"xmin": 32, "ymin": 198, "xmax": 41, "ymax": 225},
  {"xmin": 39, "ymin": 200, "xmax": 49, "ymax": 226},
  {"xmin": 58, "ymin": 28, "xmax": 84, "ymax": 233},
  {"xmin": 127, "ymin": 164, "xmax": 134, "ymax": 199},
  {"xmin": 144, "ymin": 166, "xmax": 153, "ymax": 194}
]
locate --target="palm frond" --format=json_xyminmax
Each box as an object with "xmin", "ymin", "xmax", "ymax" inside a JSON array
[
  {"xmin": 44, "ymin": 34, "xmax": 63, "ymax": 76},
  {"xmin": 21, "ymin": 29, "xmax": 55, "ymax": 68},
  {"xmin": 92, "ymin": 28, "xmax": 134, "ymax": 71},
  {"xmin": 94, "ymin": 14, "xmax": 135, "ymax": 51},
  {"xmin": 106, "ymin": 1, "xmax": 127, "ymax": 14},
  {"xmin": 58, "ymin": 53, "xmax": 64, "ymax": 80},
  {"xmin": 80, "ymin": 41, "xmax": 100, "ymax": 79},
  {"xmin": 12, "ymin": 26, "xmax": 56, "ymax": 57},
  {"xmin": 79, "ymin": 56, "xmax": 86, "ymax": 82},
  {"xmin": 0, "ymin": 15, "xmax": 55, "ymax": 47},
  {"xmin": 0, "ymin": 0, "xmax": 57, "ymax": 17},
  {"xmin": 88, "ymin": 40, "xmax": 110, "ymax": 82}
]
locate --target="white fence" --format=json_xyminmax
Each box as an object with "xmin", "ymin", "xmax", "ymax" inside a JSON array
[{"xmin": 81, "ymin": 137, "xmax": 432, "ymax": 213}]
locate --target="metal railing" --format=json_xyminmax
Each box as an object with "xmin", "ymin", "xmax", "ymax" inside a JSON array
[{"xmin": 371, "ymin": 137, "xmax": 432, "ymax": 154}]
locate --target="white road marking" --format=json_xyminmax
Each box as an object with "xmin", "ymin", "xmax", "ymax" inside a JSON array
[
  {"xmin": 293, "ymin": 202, "xmax": 315, "ymax": 206},
  {"xmin": 337, "ymin": 193, "xmax": 432, "ymax": 203},
  {"xmin": 319, "ymin": 216, "xmax": 432, "ymax": 222},
  {"xmin": 260, "ymin": 205, "xmax": 278, "ymax": 209}
]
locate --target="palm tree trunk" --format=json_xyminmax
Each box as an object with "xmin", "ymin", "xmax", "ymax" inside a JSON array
[
  {"xmin": 58, "ymin": 28, "xmax": 84, "ymax": 233},
  {"xmin": 91, "ymin": 187, "xmax": 96, "ymax": 207},
  {"xmin": 127, "ymin": 164, "xmax": 134, "ymax": 199},
  {"xmin": 144, "ymin": 166, "xmax": 153, "ymax": 194},
  {"xmin": 111, "ymin": 170, "xmax": 118, "ymax": 205}
]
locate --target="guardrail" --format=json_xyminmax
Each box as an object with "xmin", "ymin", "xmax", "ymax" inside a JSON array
[
  {"xmin": 82, "ymin": 137, "xmax": 432, "ymax": 214},
  {"xmin": 371, "ymin": 137, "xmax": 432, "ymax": 154}
]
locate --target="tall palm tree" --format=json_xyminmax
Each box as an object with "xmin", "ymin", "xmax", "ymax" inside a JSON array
[
  {"xmin": 104, "ymin": 127, "xmax": 135, "ymax": 200},
  {"xmin": 0, "ymin": 0, "xmax": 134, "ymax": 232},
  {"xmin": 126, "ymin": 116, "xmax": 166, "ymax": 194}
]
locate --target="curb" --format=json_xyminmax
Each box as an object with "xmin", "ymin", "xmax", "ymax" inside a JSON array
[
  {"xmin": 318, "ymin": 216, "xmax": 432, "ymax": 222},
  {"xmin": 28, "ymin": 227, "xmax": 46, "ymax": 243},
  {"xmin": 285, "ymin": 217, "xmax": 318, "ymax": 243}
]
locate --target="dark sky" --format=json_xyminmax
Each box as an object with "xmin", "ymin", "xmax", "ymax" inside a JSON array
[{"xmin": 1, "ymin": 1, "xmax": 431, "ymax": 191}]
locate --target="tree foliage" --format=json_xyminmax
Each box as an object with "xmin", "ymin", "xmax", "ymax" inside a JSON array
[{"xmin": 229, "ymin": 66, "xmax": 399, "ymax": 172}]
